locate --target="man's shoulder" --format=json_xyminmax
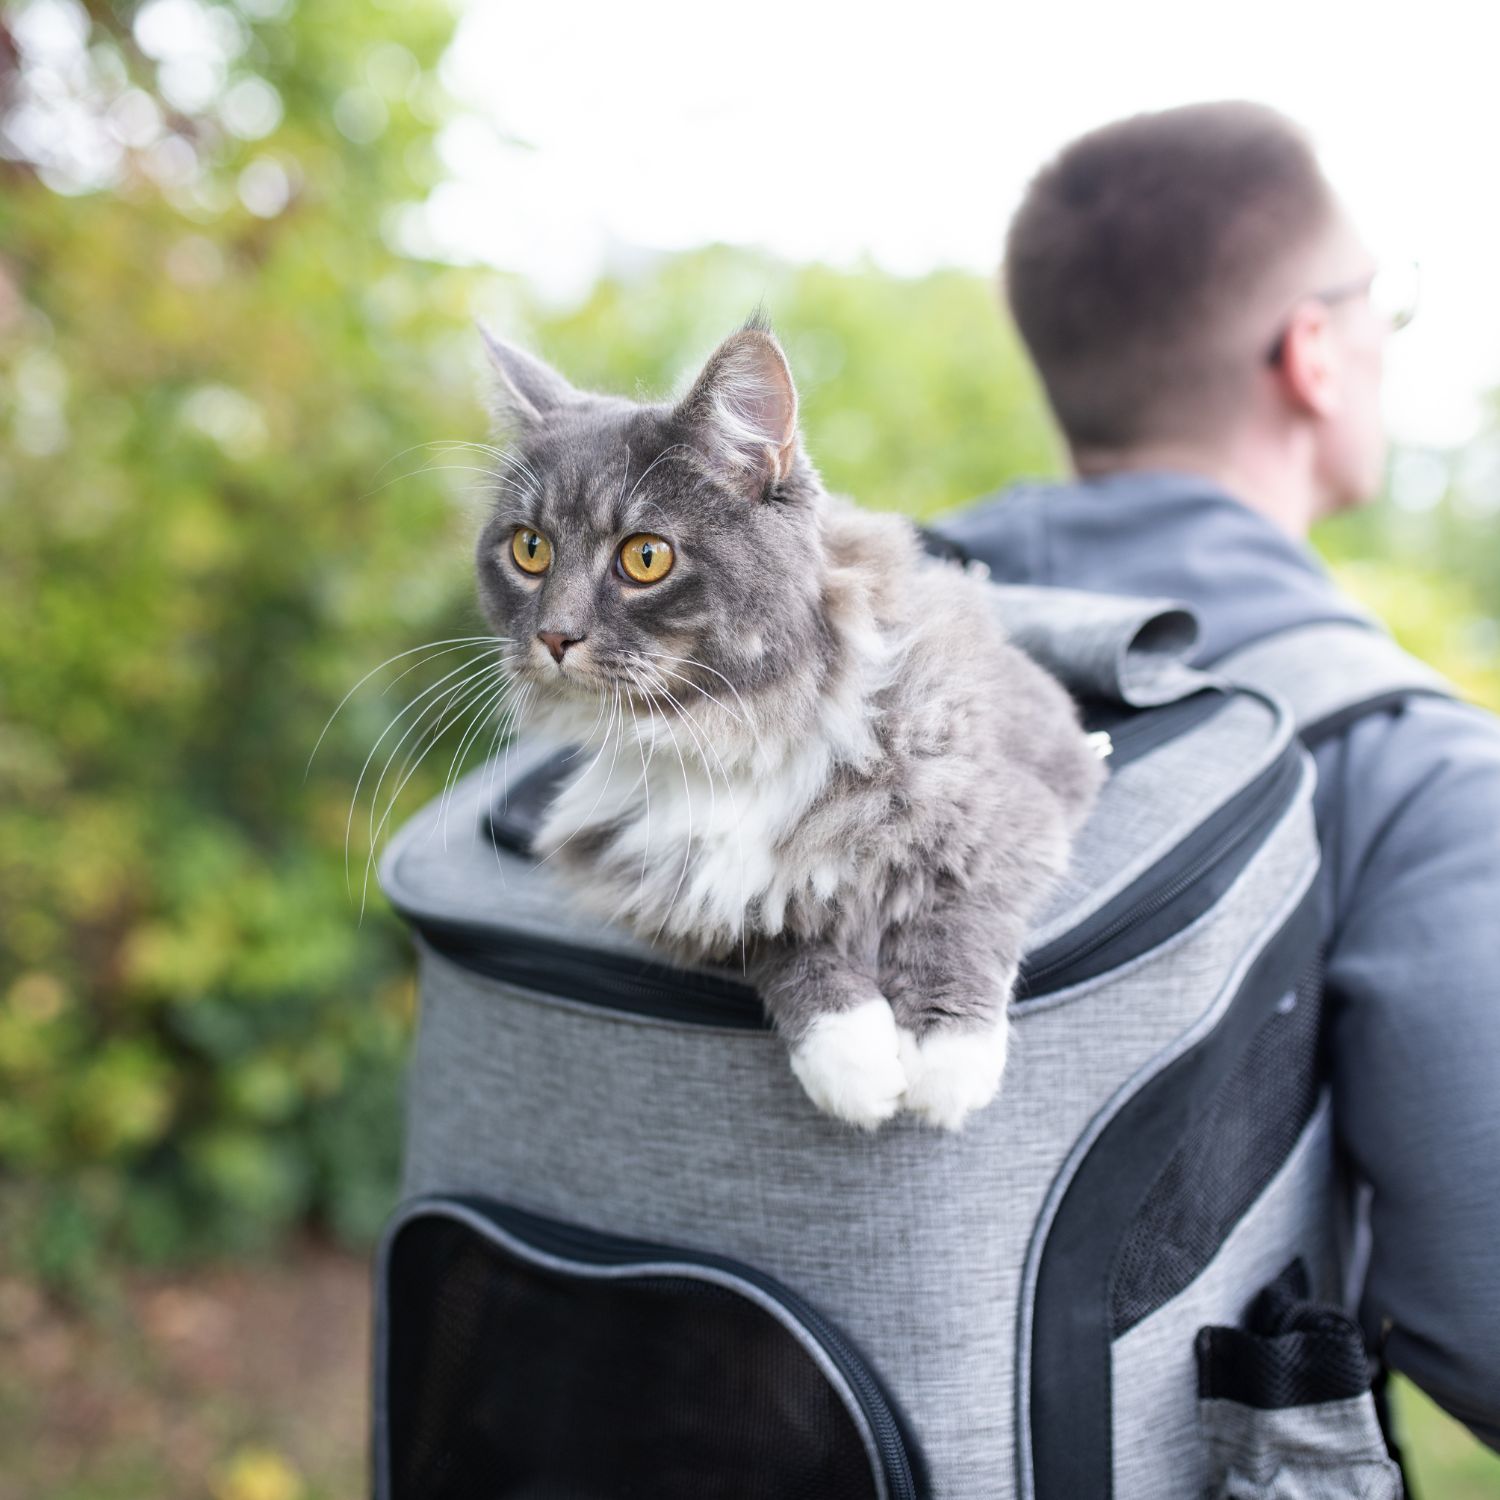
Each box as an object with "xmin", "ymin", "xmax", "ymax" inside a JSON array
[
  {"xmin": 1312, "ymin": 690, "xmax": 1500, "ymax": 917},
  {"xmin": 1323, "ymin": 689, "xmax": 1500, "ymax": 789}
]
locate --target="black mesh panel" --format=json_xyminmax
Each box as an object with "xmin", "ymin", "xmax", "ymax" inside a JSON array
[
  {"xmin": 1195, "ymin": 1258, "xmax": 1376, "ymax": 1409},
  {"xmin": 1110, "ymin": 956, "xmax": 1326, "ymax": 1337},
  {"xmin": 383, "ymin": 1214, "xmax": 883, "ymax": 1500}
]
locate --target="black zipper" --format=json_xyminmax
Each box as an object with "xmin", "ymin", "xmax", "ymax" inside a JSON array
[
  {"xmin": 409, "ymin": 728, "xmax": 1303, "ymax": 1018},
  {"xmin": 1016, "ymin": 741, "xmax": 1304, "ymax": 997},
  {"xmin": 415, "ymin": 920, "xmax": 769, "ymax": 1029},
  {"xmin": 1092, "ymin": 688, "xmax": 1227, "ymax": 771},
  {"xmin": 402, "ymin": 1195, "xmax": 924, "ymax": 1500}
]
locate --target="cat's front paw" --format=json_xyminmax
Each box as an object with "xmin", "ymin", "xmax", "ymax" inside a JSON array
[
  {"xmin": 896, "ymin": 1018, "xmax": 1009, "ymax": 1131},
  {"xmin": 788, "ymin": 999, "xmax": 907, "ymax": 1130}
]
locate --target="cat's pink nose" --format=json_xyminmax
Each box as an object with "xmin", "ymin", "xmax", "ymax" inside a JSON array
[{"xmin": 538, "ymin": 630, "xmax": 583, "ymax": 664}]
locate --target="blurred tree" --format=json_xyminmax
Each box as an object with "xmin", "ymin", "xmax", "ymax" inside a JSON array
[
  {"xmin": 2, "ymin": 0, "xmax": 1492, "ymax": 1283},
  {"xmin": 1318, "ymin": 439, "xmax": 1500, "ymax": 711},
  {"xmin": 0, "ymin": 0, "xmax": 488, "ymax": 1271},
  {"xmin": 0, "ymin": 0, "xmax": 1059, "ymax": 1270},
  {"xmin": 516, "ymin": 245, "xmax": 1063, "ymax": 518}
]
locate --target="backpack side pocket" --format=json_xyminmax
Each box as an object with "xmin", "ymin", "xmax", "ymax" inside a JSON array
[{"xmin": 1195, "ymin": 1260, "xmax": 1403, "ymax": 1499}]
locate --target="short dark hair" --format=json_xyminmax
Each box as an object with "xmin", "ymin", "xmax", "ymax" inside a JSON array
[{"xmin": 1004, "ymin": 101, "xmax": 1339, "ymax": 451}]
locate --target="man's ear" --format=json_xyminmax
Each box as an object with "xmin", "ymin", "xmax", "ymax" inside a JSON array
[
  {"xmin": 675, "ymin": 322, "xmax": 799, "ymax": 487},
  {"xmin": 1275, "ymin": 303, "xmax": 1341, "ymax": 419},
  {"xmin": 478, "ymin": 323, "xmax": 582, "ymax": 427}
]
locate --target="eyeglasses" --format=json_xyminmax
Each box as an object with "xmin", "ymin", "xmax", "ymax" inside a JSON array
[{"xmin": 1265, "ymin": 259, "xmax": 1420, "ymax": 366}]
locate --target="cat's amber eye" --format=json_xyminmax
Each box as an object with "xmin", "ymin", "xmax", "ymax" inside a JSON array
[
  {"xmin": 618, "ymin": 533, "xmax": 674, "ymax": 584},
  {"xmin": 511, "ymin": 527, "xmax": 553, "ymax": 575}
]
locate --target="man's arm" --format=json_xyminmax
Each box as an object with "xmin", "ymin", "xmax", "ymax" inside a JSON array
[{"xmin": 1315, "ymin": 696, "xmax": 1500, "ymax": 1448}]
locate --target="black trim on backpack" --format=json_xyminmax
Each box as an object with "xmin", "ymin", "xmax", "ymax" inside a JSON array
[
  {"xmin": 417, "ymin": 920, "xmax": 770, "ymax": 1031},
  {"xmin": 1110, "ymin": 954, "xmax": 1327, "ymax": 1337},
  {"xmin": 1026, "ymin": 880, "xmax": 1324, "ymax": 1500},
  {"xmin": 1194, "ymin": 1258, "xmax": 1374, "ymax": 1409},
  {"xmin": 1299, "ymin": 688, "xmax": 1451, "ymax": 750},
  {"xmin": 1016, "ymin": 746, "xmax": 1302, "ymax": 1000},
  {"xmin": 376, "ymin": 1195, "xmax": 928, "ymax": 1500}
]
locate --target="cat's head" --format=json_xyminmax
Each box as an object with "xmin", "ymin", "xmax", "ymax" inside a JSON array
[{"xmin": 473, "ymin": 319, "xmax": 833, "ymax": 732}]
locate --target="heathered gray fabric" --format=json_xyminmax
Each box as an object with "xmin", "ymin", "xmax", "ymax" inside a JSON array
[
  {"xmin": 1111, "ymin": 1098, "xmax": 1339, "ymax": 1499},
  {"xmin": 1214, "ymin": 622, "xmax": 1451, "ymax": 727},
  {"xmin": 935, "ymin": 470, "xmax": 1500, "ymax": 1451},
  {"xmin": 371, "ymin": 1198, "xmax": 892, "ymax": 1500},
  {"xmin": 1013, "ymin": 792, "xmax": 1319, "ymax": 1499},
  {"xmin": 380, "ymin": 559, "xmax": 1459, "ymax": 1493},
  {"xmin": 398, "ymin": 747, "xmax": 1320, "ymax": 1498},
  {"xmin": 381, "ymin": 735, "xmax": 668, "ymax": 965},
  {"xmin": 1199, "ymin": 1395, "xmax": 1402, "ymax": 1500},
  {"xmin": 1029, "ymin": 691, "xmax": 1281, "ymax": 949},
  {"xmin": 986, "ymin": 584, "xmax": 1203, "ymax": 706}
]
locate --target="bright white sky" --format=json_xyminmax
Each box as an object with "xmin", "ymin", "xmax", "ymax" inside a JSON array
[{"xmin": 429, "ymin": 0, "xmax": 1500, "ymax": 451}]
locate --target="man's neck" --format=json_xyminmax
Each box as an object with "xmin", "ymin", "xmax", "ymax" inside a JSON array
[{"xmin": 1070, "ymin": 440, "xmax": 1321, "ymax": 539}]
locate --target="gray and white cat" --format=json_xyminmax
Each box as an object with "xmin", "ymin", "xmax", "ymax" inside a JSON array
[{"xmin": 473, "ymin": 319, "xmax": 1104, "ymax": 1131}]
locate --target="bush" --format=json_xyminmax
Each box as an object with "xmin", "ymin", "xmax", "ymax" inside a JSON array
[
  {"xmin": 0, "ymin": 0, "xmax": 1058, "ymax": 1271},
  {"xmin": 0, "ymin": 0, "xmax": 484, "ymax": 1272},
  {"xmin": 5, "ymin": 2, "xmax": 1493, "ymax": 1280}
]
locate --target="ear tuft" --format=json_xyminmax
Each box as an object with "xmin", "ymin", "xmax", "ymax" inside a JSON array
[
  {"xmin": 478, "ymin": 322, "xmax": 581, "ymax": 427},
  {"xmin": 676, "ymin": 325, "xmax": 798, "ymax": 486}
]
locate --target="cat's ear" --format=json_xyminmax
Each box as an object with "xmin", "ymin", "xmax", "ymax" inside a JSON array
[
  {"xmin": 675, "ymin": 322, "xmax": 799, "ymax": 488},
  {"xmin": 478, "ymin": 323, "xmax": 580, "ymax": 426}
]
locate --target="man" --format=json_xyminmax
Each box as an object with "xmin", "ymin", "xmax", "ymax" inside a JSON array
[{"xmin": 937, "ymin": 101, "xmax": 1500, "ymax": 1450}]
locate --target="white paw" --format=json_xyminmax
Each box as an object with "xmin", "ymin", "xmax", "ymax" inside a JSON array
[
  {"xmin": 898, "ymin": 1017, "xmax": 1009, "ymax": 1131},
  {"xmin": 788, "ymin": 999, "xmax": 908, "ymax": 1130}
]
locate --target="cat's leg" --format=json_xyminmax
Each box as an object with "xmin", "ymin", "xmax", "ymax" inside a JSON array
[
  {"xmin": 750, "ymin": 940, "xmax": 908, "ymax": 1130},
  {"xmin": 878, "ymin": 877, "xmax": 1030, "ymax": 1131}
]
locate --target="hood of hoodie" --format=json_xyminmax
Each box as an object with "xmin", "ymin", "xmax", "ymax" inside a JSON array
[{"xmin": 931, "ymin": 470, "xmax": 1375, "ymax": 666}]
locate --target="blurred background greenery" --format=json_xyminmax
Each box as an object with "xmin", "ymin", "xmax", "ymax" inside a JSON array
[{"xmin": 1, "ymin": 0, "xmax": 1497, "ymax": 1495}]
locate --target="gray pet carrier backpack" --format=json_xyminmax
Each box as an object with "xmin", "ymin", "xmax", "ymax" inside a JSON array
[{"xmin": 373, "ymin": 578, "xmax": 1449, "ymax": 1500}]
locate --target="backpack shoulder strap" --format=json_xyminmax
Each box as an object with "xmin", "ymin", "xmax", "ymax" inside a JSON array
[{"xmin": 1213, "ymin": 621, "xmax": 1456, "ymax": 746}]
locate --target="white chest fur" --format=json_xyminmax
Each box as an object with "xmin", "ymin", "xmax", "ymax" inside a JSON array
[{"xmin": 532, "ymin": 710, "xmax": 850, "ymax": 950}]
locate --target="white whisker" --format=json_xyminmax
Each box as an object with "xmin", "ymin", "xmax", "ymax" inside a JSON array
[
  {"xmin": 496, "ymin": 678, "xmax": 536, "ymax": 827},
  {"xmin": 344, "ymin": 655, "xmax": 510, "ymax": 893},
  {"xmin": 479, "ymin": 678, "xmax": 533, "ymax": 869},
  {"xmin": 636, "ymin": 649, "xmax": 759, "ymax": 736},
  {"xmin": 364, "ymin": 659, "xmax": 513, "ymax": 864},
  {"xmin": 360, "ymin": 662, "xmax": 516, "ymax": 913},
  {"xmin": 535, "ymin": 685, "xmax": 629, "ymax": 866},
  {"xmin": 306, "ymin": 635, "xmax": 504, "ymax": 778},
  {"xmin": 358, "ymin": 460, "xmax": 530, "ymax": 505},
  {"xmin": 439, "ymin": 670, "xmax": 523, "ymax": 849},
  {"xmin": 381, "ymin": 638, "xmax": 510, "ymax": 697}
]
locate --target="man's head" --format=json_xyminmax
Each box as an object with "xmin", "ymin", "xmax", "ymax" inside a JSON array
[{"xmin": 1005, "ymin": 101, "xmax": 1395, "ymax": 525}]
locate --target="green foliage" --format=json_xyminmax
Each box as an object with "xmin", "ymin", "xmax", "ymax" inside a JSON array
[
  {"xmin": 1, "ymin": 9, "xmax": 1498, "ymax": 1498},
  {"xmin": 517, "ymin": 246, "xmax": 1063, "ymax": 517},
  {"xmin": 1396, "ymin": 1375, "xmax": 1500, "ymax": 1498},
  {"xmin": 1317, "ymin": 457, "xmax": 1500, "ymax": 712},
  {"xmin": 0, "ymin": 0, "xmax": 483, "ymax": 1272},
  {"xmin": 3, "ymin": 3, "xmax": 1496, "ymax": 1299},
  {"xmin": 0, "ymin": 0, "xmax": 1057, "ymax": 1276}
]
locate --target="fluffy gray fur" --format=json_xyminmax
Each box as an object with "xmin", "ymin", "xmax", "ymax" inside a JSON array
[{"xmin": 472, "ymin": 319, "xmax": 1104, "ymax": 1130}]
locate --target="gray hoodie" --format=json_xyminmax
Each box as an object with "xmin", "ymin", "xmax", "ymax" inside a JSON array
[{"xmin": 935, "ymin": 470, "xmax": 1500, "ymax": 1451}]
